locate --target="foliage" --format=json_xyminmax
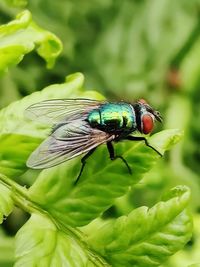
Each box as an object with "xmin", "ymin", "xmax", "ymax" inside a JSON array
[
  {"xmin": 0, "ymin": 10, "xmax": 62, "ymax": 74},
  {"xmin": 0, "ymin": 1, "xmax": 199, "ymax": 266},
  {"xmin": 0, "ymin": 69, "xmax": 190, "ymax": 266}
]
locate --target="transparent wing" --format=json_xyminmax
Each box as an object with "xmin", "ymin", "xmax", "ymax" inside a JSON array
[
  {"xmin": 27, "ymin": 120, "xmax": 114, "ymax": 169},
  {"xmin": 25, "ymin": 98, "xmax": 105, "ymax": 124}
]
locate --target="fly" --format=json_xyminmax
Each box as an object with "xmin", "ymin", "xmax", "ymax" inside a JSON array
[{"xmin": 25, "ymin": 98, "xmax": 162, "ymax": 184}]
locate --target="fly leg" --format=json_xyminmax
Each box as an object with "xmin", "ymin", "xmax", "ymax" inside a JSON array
[
  {"xmin": 125, "ymin": 136, "xmax": 162, "ymax": 156},
  {"xmin": 107, "ymin": 141, "xmax": 132, "ymax": 174},
  {"xmin": 74, "ymin": 147, "xmax": 97, "ymax": 185}
]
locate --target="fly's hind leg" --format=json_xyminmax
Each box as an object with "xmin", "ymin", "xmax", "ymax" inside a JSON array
[
  {"xmin": 106, "ymin": 141, "xmax": 132, "ymax": 174},
  {"xmin": 74, "ymin": 147, "xmax": 97, "ymax": 185},
  {"xmin": 125, "ymin": 136, "xmax": 162, "ymax": 156}
]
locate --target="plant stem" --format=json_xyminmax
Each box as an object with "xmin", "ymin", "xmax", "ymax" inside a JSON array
[{"xmin": 0, "ymin": 173, "xmax": 110, "ymax": 266}]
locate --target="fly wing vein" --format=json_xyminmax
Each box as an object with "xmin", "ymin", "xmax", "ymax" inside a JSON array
[
  {"xmin": 27, "ymin": 119, "xmax": 114, "ymax": 169},
  {"xmin": 25, "ymin": 99, "xmax": 105, "ymax": 124}
]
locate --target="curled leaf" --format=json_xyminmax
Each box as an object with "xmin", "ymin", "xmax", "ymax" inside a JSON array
[
  {"xmin": 0, "ymin": 10, "xmax": 62, "ymax": 73},
  {"xmin": 149, "ymin": 129, "xmax": 184, "ymax": 155},
  {"xmin": 83, "ymin": 186, "xmax": 192, "ymax": 267}
]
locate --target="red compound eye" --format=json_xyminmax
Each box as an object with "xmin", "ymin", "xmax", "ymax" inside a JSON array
[{"xmin": 142, "ymin": 114, "xmax": 154, "ymax": 134}]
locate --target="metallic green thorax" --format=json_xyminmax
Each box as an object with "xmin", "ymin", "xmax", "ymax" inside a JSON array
[{"xmin": 87, "ymin": 103, "xmax": 136, "ymax": 133}]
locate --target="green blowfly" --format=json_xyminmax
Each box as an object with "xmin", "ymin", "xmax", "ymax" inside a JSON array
[{"xmin": 26, "ymin": 98, "xmax": 162, "ymax": 183}]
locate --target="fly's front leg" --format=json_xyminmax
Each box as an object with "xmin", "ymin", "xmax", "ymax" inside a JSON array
[
  {"xmin": 106, "ymin": 141, "xmax": 132, "ymax": 174},
  {"xmin": 125, "ymin": 136, "xmax": 162, "ymax": 156},
  {"xmin": 74, "ymin": 147, "xmax": 97, "ymax": 185}
]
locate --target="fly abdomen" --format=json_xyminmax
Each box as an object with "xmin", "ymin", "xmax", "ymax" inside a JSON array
[{"xmin": 87, "ymin": 103, "xmax": 136, "ymax": 133}]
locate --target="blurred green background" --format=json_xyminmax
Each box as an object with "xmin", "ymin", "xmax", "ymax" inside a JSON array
[{"xmin": 0, "ymin": 0, "xmax": 200, "ymax": 266}]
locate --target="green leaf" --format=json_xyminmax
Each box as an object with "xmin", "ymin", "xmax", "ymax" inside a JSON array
[
  {"xmin": 15, "ymin": 213, "xmax": 109, "ymax": 267},
  {"xmin": 83, "ymin": 186, "xmax": 192, "ymax": 267},
  {"xmin": 0, "ymin": 236, "xmax": 15, "ymax": 267},
  {"xmin": 2, "ymin": 0, "xmax": 27, "ymax": 8},
  {"xmin": 0, "ymin": 231, "xmax": 15, "ymax": 266},
  {"xmin": 0, "ymin": 72, "xmax": 104, "ymax": 177},
  {"xmin": 28, "ymin": 129, "xmax": 182, "ymax": 227},
  {"xmin": 0, "ymin": 183, "xmax": 14, "ymax": 223},
  {"xmin": 0, "ymin": 10, "xmax": 62, "ymax": 73},
  {"xmin": 149, "ymin": 128, "xmax": 184, "ymax": 155},
  {"xmin": 0, "ymin": 134, "xmax": 41, "ymax": 178}
]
